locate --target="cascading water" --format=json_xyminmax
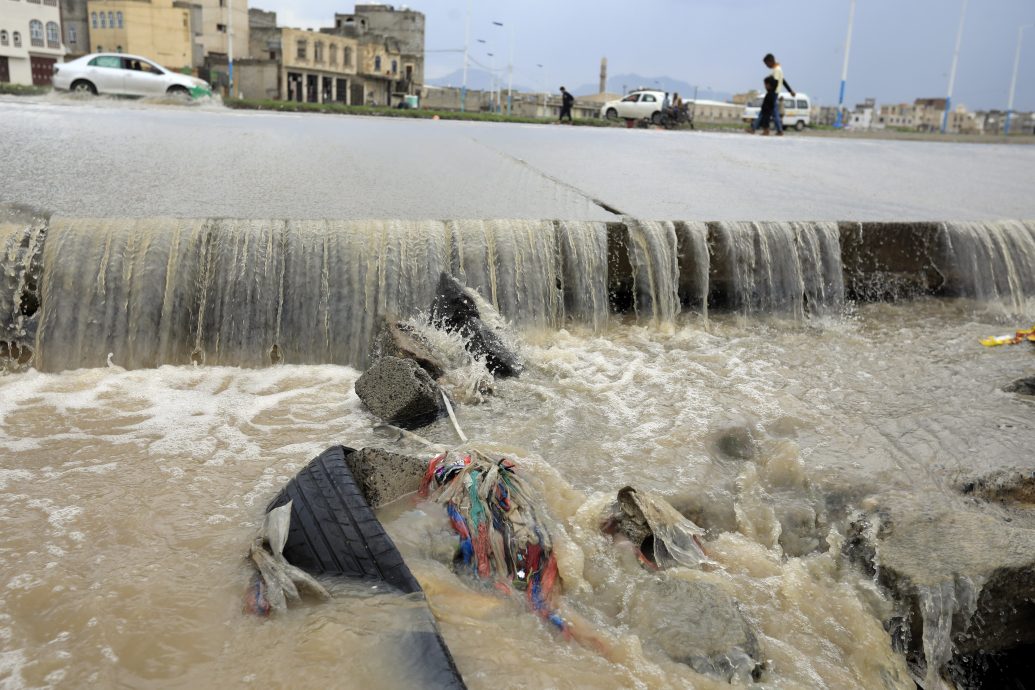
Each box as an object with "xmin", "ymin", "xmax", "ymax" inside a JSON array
[
  {"xmin": 938, "ymin": 220, "xmax": 1035, "ymax": 317},
  {"xmin": 709, "ymin": 221, "xmax": 844, "ymax": 319},
  {"xmin": 675, "ymin": 221, "xmax": 710, "ymax": 318},
  {"xmin": 0, "ymin": 209, "xmax": 46, "ymax": 369},
  {"xmin": 623, "ymin": 219, "xmax": 680, "ymax": 324}
]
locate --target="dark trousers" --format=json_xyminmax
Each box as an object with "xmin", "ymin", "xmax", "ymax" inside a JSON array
[{"xmin": 559, "ymin": 105, "xmax": 572, "ymax": 121}]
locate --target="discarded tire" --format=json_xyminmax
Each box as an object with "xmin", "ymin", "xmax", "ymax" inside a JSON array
[{"xmin": 267, "ymin": 446, "xmax": 466, "ymax": 688}]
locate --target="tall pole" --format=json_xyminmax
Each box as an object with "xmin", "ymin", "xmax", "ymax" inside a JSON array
[
  {"xmin": 941, "ymin": 0, "xmax": 968, "ymax": 134},
  {"xmin": 461, "ymin": 0, "xmax": 470, "ymax": 112},
  {"xmin": 488, "ymin": 52, "xmax": 495, "ymax": 112},
  {"xmin": 834, "ymin": 0, "xmax": 856, "ymax": 129},
  {"xmin": 507, "ymin": 26, "xmax": 514, "ymax": 115},
  {"xmin": 1005, "ymin": 25, "xmax": 1033, "ymax": 135},
  {"xmin": 227, "ymin": 0, "xmax": 234, "ymax": 98}
]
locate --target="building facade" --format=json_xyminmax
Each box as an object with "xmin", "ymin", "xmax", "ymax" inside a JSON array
[
  {"xmin": 191, "ymin": 0, "xmax": 248, "ymax": 62},
  {"xmin": 85, "ymin": 0, "xmax": 192, "ymax": 69},
  {"xmin": 280, "ymin": 26, "xmax": 358, "ymax": 103},
  {"xmin": 59, "ymin": 0, "xmax": 90, "ymax": 58},
  {"xmin": 327, "ymin": 4, "xmax": 423, "ymax": 99},
  {"xmin": 0, "ymin": 0, "xmax": 67, "ymax": 85}
]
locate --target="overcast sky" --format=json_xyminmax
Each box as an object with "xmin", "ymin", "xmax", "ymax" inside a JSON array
[{"xmin": 254, "ymin": 0, "xmax": 1035, "ymax": 111}]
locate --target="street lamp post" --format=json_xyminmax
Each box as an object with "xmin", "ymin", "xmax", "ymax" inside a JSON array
[
  {"xmin": 941, "ymin": 0, "xmax": 969, "ymax": 134},
  {"xmin": 461, "ymin": 0, "xmax": 471, "ymax": 112},
  {"xmin": 834, "ymin": 0, "xmax": 857, "ymax": 129},
  {"xmin": 487, "ymin": 52, "xmax": 496, "ymax": 111},
  {"xmin": 1005, "ymin": 24, "xmax": 1034, "ymax": 135},
  {"xmin": 227, "ymin": 0, "xmax": 234, "ymax": 98}
]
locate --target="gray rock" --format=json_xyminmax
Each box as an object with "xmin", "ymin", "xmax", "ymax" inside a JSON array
[
  {"xmin": 843, "ymin": 497, "xmax": 1035, "ymax": 685},
  {"xmin": 1003, "ymin": 375, "xmax": 1035, "ymax": 396},
  {"xmin": 371, "ymin": 320, "xmax": 447, "ymax": 380},
  {"xmin": 628, "ymin": 574, "xmax": 762, "ymax": 683},
  {"xmin": 354, "ymin": 356, "xmax": 447, "ymax": 429},
  {"xmin": 430, "ymin": 272, "xmax": 522, "ymax": 377},
  {"xmin": 958, "ymin": 469, "xmax": 1035, "ymax": 505},
  {"xmin": 345, "ymin": 447, "xmax": 428, "ymax": 507}
]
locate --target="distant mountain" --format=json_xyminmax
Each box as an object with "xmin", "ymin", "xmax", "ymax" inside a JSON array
[
  {"xmin": 573, "ymin": 74, "xmax": 733, "ymax": 102},
  {"xmin": 427, "ymin": 68, "xmax": 535, "ymax": 93}
]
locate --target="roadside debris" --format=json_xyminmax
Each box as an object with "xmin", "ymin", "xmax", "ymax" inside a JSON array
[{"xmin": 979, "ymin": 325, "xmax": 1035, "ymax": 347}]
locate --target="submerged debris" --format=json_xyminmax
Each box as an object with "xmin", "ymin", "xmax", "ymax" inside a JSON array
[{"xmin": 244, "ymin": 501, "xmax": 330, "ymax": 616}]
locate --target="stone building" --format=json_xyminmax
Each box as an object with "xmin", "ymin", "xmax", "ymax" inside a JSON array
[
  {"xmin": 85, "ymin": 0, "xmax": 192, "ymax": 69},
  {"xmin": 0, "ymin": 0, "xmax": 67, "ymax": 85},
  {"xmin": 280, "ymin": 26, "xmax": 359, "ymax": 103},
  {"xmin": 324, "ymin": 4, "xmax": 423, "ymax": 102},
  {"xmin": 59, "ymin": 0, "xmax": 90, "ymax": 58}
]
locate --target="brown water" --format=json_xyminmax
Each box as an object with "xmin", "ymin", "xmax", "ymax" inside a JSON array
[{"xmin": 2, "ymin": 300, "xmax": 1030, "ymax": 689}]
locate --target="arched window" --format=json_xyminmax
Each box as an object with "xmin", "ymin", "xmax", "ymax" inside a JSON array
[
  {"xmin": 391, "ymin": 59, "xmax": 397, "ymax": 74},
  {"xmin": 0, "ymin": 31, "xmax": 8, "ymax": 47},
  {"xmin": 99, "ymin": 12, "xmax": 106, "ymax": 28},
  {"xmin": 46, "ymin": 21, "xmax": 58, "ymax": 47},
  {"xmin": 108, "ymin": 12, "xmax": 114, "ymax": 28},
  {"xmin": 374, "ymin": 55, "xmax": 381, "ymax": 71},
  {"xmin": 343, "ymin": 46, "xmax": 352, "ymax": 67},
  {"xmin": 91, "ymin": 12, "xmax": 97, "ymax": 29},
  {"xmin": 329, "ymin": 44, "xmax": 337, "ymax": 65},
  {"xmin": 29, "ymin": 19, "xmax": 44, "ymax": 47},
  {"xmin": 314, "ymin": 41, "xmax": 323, "ymax": 62},
  {"xmin": 13, "ymin": 32, "xmax": 22, "ymax": 48},
  {"xmin": 116, "ymin": 12, "xmax": 123, "ymax": 28}
]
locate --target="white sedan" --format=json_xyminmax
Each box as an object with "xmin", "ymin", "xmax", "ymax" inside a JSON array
[
  {"xmin": 599, "ymin": 89, "xmax": 668, "ymax": 123},
  {"xmin": 52, "ymin": 53, "xmax": 212, "ymax": 98}
]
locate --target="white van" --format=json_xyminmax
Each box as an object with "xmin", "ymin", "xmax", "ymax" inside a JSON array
[{"xmin": 742, "ymin": 93, "xmax": 811, "ymax": 130}]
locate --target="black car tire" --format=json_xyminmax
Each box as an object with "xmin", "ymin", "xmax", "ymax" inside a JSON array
[
  {"xmin": 167, "ymin": 85, "xmax": 190, "ymax": 98},
  {"xmin": 651, "ymin": 111, "xmax": 662, "ymax": 124},
  {"xmin": 71, "ymin": 80, "xmax": 96, "ymax": 95},
  {"xmin": 606, "ymin": 107, "xmax": 618, "ymax": 120},
  {"xmin": 795, "ymin": 120, "xmax": 805, "ymax": 131}
]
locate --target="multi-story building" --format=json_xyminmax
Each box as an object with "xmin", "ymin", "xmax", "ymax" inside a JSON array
[
  {"xmin": 191, "ymin": 0, "xmax": 248, "ymax": 63},
  {"xmin": 280, "ymin": 26, "xmax": 358, "ymax": 103},
  {"xmin": 0, "ymin": 0, "xmax": 67, "ymax": 85},
  {"xmin": 59, "ymin": 0, "xmax": 90, "ymax": 58},
  {"xmin": 325, "ymin": 4, "xmax": 423, "ymax": 101},
  {"xmin": 85, "ymin": 0, "xmax": 192, "ymax": 69}
]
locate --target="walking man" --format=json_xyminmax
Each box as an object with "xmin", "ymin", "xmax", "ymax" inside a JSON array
[
  {"xmin": 759, "ymin": 53, "xmax": 796, "ymax": 135},
  {"xmin": 559, "ymin": 86, "xmax": 574, "ymax": 123}
]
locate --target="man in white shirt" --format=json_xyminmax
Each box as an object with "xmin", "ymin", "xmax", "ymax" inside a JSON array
[{"xmin": 762, "ymin": 53, "xmax": 796, "ymax": 135}]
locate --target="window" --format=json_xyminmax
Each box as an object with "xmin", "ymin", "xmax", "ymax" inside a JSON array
[
  {"xmin": 621, "ymin": 94, "xmax": 639, "ymax": 102},
  {"xmin": 67, "ymin": 25, "xmax": 76, "ymax": 43},
  {"xmin": 374, "ymin": 55, "xmax": 381, "ymax": 71},
  {"xmin": 107, "ymin": 12, "xmax": 113, "ymax": 28},
  {"xmin": 296, "ymin": 39, "xmax": 306, "ymax": 59},
  {"xmin": 91, "ymin": 12, "xmax": 97, "ymax": 28},
  {"xmin": 46, "ymin": 21, "xmax": 58, "ymax": 47},
  {"xmin": 343, "ymin": 46, "xmax": 352, "ymax": 66},
  {"xmin": 88, "ymin": 55, "xmax": 121, "ymax": 68},
  {"xmin": 796, "ymin": 99, "xmax": 808, "ymax": 109},
  {"xmin": 13, "ymin": 31, "xmax": 21, "ymax": 47},
  {"xmin": 0, "ymin": 31, "xmax": 7, "ymax": 47},
  {"xmin": 391, "ymin": 59, "xmax": 397, "ymax": 74},
  {"xmin": 314, "ymin": 41, "xmax": 323, "ymax": 62},
  {"xmin": 44, "ymin": 0, "xmax": 57, "ymax": 5},
  {"xmin": 216, "ymin": 23, "xmax": 227, "ymax": 33},
  {"xmin": 29, "ymin": 19, "xmax": 43, "ymax": 47},
  {"xmin": 329, "ymin": 44, "xmax": 337, "ymax": 64},
  {"xmin": 641, "ymin": 94, "xmax": 656, "ymax": 103},
  {"xmin": 116, "ymin": 11, "xmax": 123, "ymax": 28},
  {"xmin": 99, "ymin": 12, "xmax": 105, "ymax": 28}
]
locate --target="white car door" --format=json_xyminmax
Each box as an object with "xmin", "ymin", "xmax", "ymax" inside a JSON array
[
  {"xmin": 86, "ymin": 55, "xmax": 125, "ymax": 94},
  {"xmin": 122, "ymin": 58, "xmax": 168, "ymax": 96},
  {"xmin": 638, "ymin": 93, "xmax": 658, "ymax": 118},
  {"xmin": 617, "ymin": 93, "xmax": 640, "ymax": 118}
]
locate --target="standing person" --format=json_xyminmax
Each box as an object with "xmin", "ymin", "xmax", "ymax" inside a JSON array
[
  {"xmin": 761, "ymin": 53, "xmax": 796, "ymax": 135},
  {"xmin": 749, "ymin": 76, "xmax": 779, "ymax": 135},
  {"xmin": 559, "ymin": 86, "xmax": 574, "ymax": 123}
]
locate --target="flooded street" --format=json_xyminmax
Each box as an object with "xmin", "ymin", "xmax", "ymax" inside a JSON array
[{"xmin": 1, "ymin": 302, "xmax": 1030, "ymax": 688}]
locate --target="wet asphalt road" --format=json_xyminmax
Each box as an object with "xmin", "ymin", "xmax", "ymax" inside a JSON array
[{"xmin": 2, "ymin": 95, "xmax": 1034, "ymax": 220}]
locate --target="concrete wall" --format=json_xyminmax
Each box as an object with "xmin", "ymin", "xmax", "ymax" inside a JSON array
[
  {"xmin": 0, "ymin": 1, "xmax": 66, "ymax": 85},
  {"xmin": 193, "ymin": 0, "xmax": 249, "ymax": 61}
]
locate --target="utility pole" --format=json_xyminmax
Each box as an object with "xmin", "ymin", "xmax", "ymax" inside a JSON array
[
  {"xmin": 834, "ymin": 0, "xmax": 856, "ymax": 129},
  {"xmin": 227, "ymin": 0, "xmax": 234, "ymax": 98},
  {"xmin": 506, "ymin": 26, "xmax": 513, "ymax": 115},
  {"xmin": 941, "ymin": 0, "xmax": 968, "ymax": 134},
  {"xmin": 1005, "ymin": 24, "xmax": 1033, "ymax": 135},
  {"xmin": 461, "ymin": 0, "xmax": 470, "ymax": 112}
]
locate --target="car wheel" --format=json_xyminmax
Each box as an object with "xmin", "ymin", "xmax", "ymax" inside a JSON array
[
  {"xmin": 795, "ymin": 120, "xmax": 805, "ymax": 131},
  {"xmin": 166, "ymin": 85, "xmax": 190, "ymax": 99},
  {"xmin": 71, "ymin": 80, "xmax": 96, "ymax": 96},
  {"xmin": 651, "ymin": 111, "xmax": 662, "ymax": 124},
  {"xmin": 606, "ymin": 107, "xmax": 618, "ymax": 120}
]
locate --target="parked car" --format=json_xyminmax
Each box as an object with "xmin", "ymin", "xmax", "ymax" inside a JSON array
[
  {"xmin": 52, "ymin": 53, "xmax": 212, "ymax": 99},
  {"xmin": 742, "ymin": 93, "xmax": 811, "ymax": 130},
  {"xmin": 600, "ymin": 89, "xmax": 669, "ymax": 123}
]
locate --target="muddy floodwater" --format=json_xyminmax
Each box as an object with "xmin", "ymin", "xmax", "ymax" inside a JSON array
[{"xmin": 1, "ymin": 300, "xmax": 1031, "ymax": 689}]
